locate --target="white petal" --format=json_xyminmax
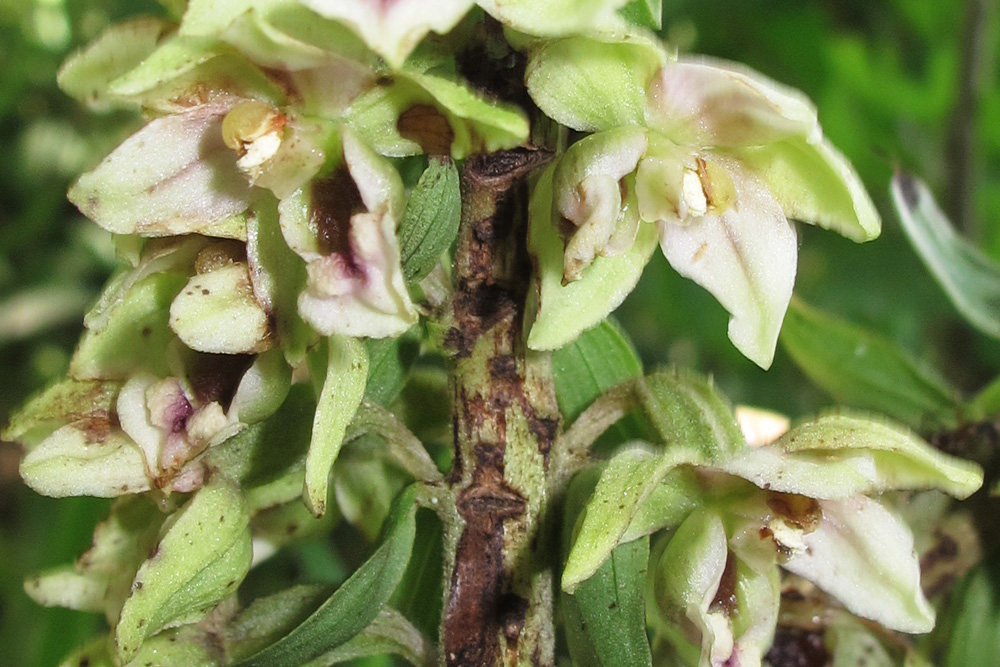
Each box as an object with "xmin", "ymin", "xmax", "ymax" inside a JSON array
[
  {"xmin": 782, "ymin": 496, "xmax": 935, "ymax": 634},
  {"xmin": 660, "ymin": 157, "xmax": 796, "ymax": 368},
  {"xmin": 646, "ymin": 57, "xmax": 818, "ymax": 149}
]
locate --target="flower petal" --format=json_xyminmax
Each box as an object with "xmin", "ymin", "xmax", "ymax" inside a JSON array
[
  {"xmin": 68, "ymin": 106, "xmax": 253, "ymax": 236},
  {"xmin": 646, "ymin": 57, "xmax": 817, "ymax": 149},
  {"xmin": 781, "ymin": 496, "xmax": 936, "ymax": 634},
  {"xmin": 300, "ymin": 0, "xmax": 474, "ymax": 68},
  {"xmin": 659, "ymin": 156, "xmax": 797, "ymax": 369}
]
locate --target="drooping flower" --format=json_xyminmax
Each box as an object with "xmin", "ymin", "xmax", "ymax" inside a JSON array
[{"xmin": 529, "ymin": 55, "xmax": 880, "ymax": 368}]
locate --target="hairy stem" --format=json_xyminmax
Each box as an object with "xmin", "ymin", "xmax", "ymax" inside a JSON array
[{"xmin": 440, "ymin": 149, "xmax": 559, "ymax": 667}]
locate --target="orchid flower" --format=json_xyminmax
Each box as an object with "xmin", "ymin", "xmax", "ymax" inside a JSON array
[{"xmin": 529, "ymin": 56, "xmax": 880, "ymax": 368}]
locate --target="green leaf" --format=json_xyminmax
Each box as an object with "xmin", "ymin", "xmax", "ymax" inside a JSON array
[
  {"xmin": 308, "ymin": 607, "xmax": 434, "ymax": 666},
  {"xmin": 226, "ymin": 585, "xmax": 332, "ymax": 660},
  {"xmin": 941, "ymin": 564, "xmax": 1000, "ymax": 667},
  {"xmin": 57, "ymin": 17, "xmax": 169, "ymax": 109},
  {"xmin": 718, "ymin": 413, "xmax": 983, "ymax": 500},
  {"xmin": 526, "ymin": 35, "xmax": 663, "ymax": 132},
  {"xmin": 70, "ymin": 272, "xmax": 187, "ymax": 381},
  {"xmin": 68, "ymin": 107, "xmax": 253, "ymax": 237},
  {"xmin": 780, "ymin": 298, "xmax": 961, "ymax": 429},
  {"xmin": 398, "ymin": 157, "xmax": 461, "ymax": 282},
  {"xmin": 892, "ymin": 173, "xmax": 1000, "ymax": 339},
  {"xmin": 115, "ymin": 480, "xmax": 252, "ymax": 662},
  {"xmin": 234, "ymin": 485, "xmax": 419, "ymax": 667},
  {"xmin": 304, "ymin": 335, "xmax": 369, "ymax": 516},
  {"xmin": 527, "ymin": 165, "xmax": 659, "ymax": 351},
  {"xmin": 364, "ymin": 332, "xmax": 419, "ymax": 406},
  {"xmin": 561, "ymin": 469, "xmax": 652, "ymax": 667}
]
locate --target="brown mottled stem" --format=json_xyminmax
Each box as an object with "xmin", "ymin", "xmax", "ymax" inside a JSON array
[{"xmin": 440, "ymin": 149, "xmax": 559, "ymax": 667}]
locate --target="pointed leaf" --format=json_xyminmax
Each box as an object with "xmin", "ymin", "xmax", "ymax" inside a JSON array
[
  {"xmin": 398, "ymin": 157, "xmax": 461, "ymax": 282},
  {"xmin": 892, "ymin": 173, "xmax": 1000, "ymax": 339},
  {"xmin": 309, "ymin": 607, "xmax": 434, "ymax": 666},
  {"xmin": 552, "ymin": 318, "xmax": 642, "ymax": 423},
  {"xmin": 234, "ymin": 485, "xmax": 418, "ymax": 667},
  {"xmin": 940, "ymin": 564, "xmax": 1000, "ymax": 667},
  {"xmin": 781, "ymin": 496, "xmax": 935, "ymax": 633},
  {"xmin": 115, "ymin": 480, "xmax": 252, "ymax": 662},
  {"xmin": 659, "ymin": 156, "xmax": 797, "ymax": 369},
  {"xmin": 304, "ymin": 335, "xmax": 368, "ymax": 516},
  {"xmin": 68, "ymin": 107, "xmax": 253, "ymax": 237},
  {"xmin": 364, "ymin": 332, "xmax": 419, "ymax": 406},
  {"xmin": 780, "ymin": 298, "xmax": 961, "ymax": 430},
  {"xmin": 526, "ymin": 35, "xmax": 664, "ymax": 132},
  {"xmin": 528, "ymin": 166, "xmax": 659, "ymax": 351}
]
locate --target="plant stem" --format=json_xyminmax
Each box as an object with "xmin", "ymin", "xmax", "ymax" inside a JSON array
[{"xmin": 440, "ymin": 149, "xmax": 559, "ymax": 666}]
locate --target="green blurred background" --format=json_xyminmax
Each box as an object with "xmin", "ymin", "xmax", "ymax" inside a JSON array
[{"xmin": 2, "ymin": 0, "xmax": 999, "ymax": 664}]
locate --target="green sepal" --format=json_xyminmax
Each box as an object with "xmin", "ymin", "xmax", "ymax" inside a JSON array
[
  {"xmin": 106, "ymin": 34, "xmax": 284, "ymax": 109},
  {"xmin": 114, "ymin": 479, "xmax": 252, "ymax": 663},
  {"xmin": 479, "ymin": 0, "xmax": 630, "ymax": 36},
  {"xmin": 780, "ymin": 298, "xmax": 962, "ymax": 430},
  {"xmin": 70, "ymin": 272, "xmax": 187, "ymax": 381},
  {"xmin": 304, "ymin": 335, "xmax": 369, "ymax": 516},
  {"xmin": 718, "ymin": 412, "xmax": 983, "ymax": 500},
  {"xmin": 561, "ymin": 447, "xmax": 694, "ymax": 593},
  {"xmin": 561, "ymin": 468, "xmax": 653, "ymax": 667},
  {"xmin": 204, "ymin": 384, "xmax": 315, "ymax": 512},
  {"xmin": 57, "ymin": 17, "xmax": 170, "ymax": 109},
  {"xmin": 526, "ymin": 34, "xmax": 664, "ymax": 132},
  {"xmin": 3, "ymin": 378, "xmax": 119, "ymax": 447},
  {"xmin": 347, "ymin": 70, "xmax": 529, "ymax": 159},
  {"xmin": 233, "ymin": 485, "xmax": 419, "ymax": 667},
  {"xmin": 246, "ymin": 194, "xmax": 316, "ymax": 366},
  {"xmin": 527, "ymin": 165, "xmax": 658, "ymax": 351},
  {"xmin": 229, "ymin": 348, "xmax": 293, "ymax": 424},
  {"xmin": 334, "ymin": 434, "xmax": 410, "ymax": 540},
  {"xmin": 398, "ymin": 157, "xmax": 461, "ymax": 282}
]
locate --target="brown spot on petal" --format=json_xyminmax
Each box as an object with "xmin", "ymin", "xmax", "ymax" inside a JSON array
[
  {"xmin": 767, "ymin": 492, "xmax": 822, "ymax": 533},
  {"xmin": 398, "ymin": 104, "xmax": 454, "ymax": 156}
]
